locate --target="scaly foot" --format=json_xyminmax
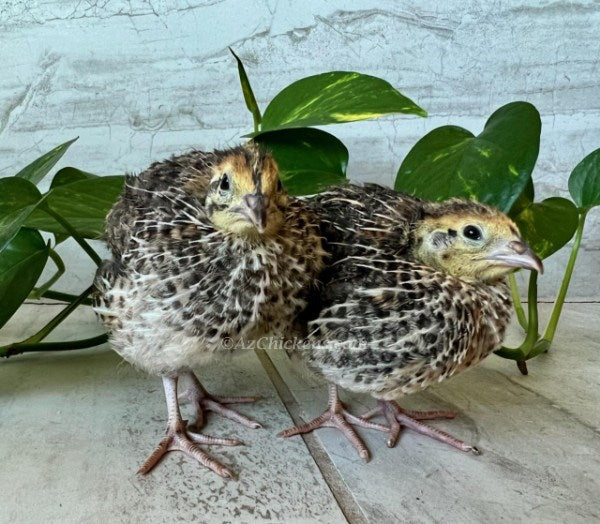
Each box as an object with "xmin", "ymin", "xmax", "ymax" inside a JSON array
[
  {"xmin": 362, "ymin": 400, "xmax": 479, "ymax": 453},
  {"xmin": 138, "ymin": 419, "xmax": 241, "ymax": 477},
  {"xmin": 139, "ymin": 375, "xmax": 244, "ymax": 477},
  {"xmin": 278, "ymin": 384, "xmax": 388, "ymax": 461},
  {"xmin": 181, "ymin": 370, "xmax": 262, "ymax": 430}
]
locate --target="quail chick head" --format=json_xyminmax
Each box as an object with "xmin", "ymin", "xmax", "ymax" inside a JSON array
[
  {"xmin": 203, "ymin": 148, "xmax": 285, "ymax": 236},
  {"xmin": 94, "ymin": 143, "xmax": 324, "ymax": 477},
  {"xmin": 280, "ymin": 184, "xmax": 540, "ymax": 460},
  {"xmin": 412, "ymin": 199, "xmax": 542, "ymax": 281}
]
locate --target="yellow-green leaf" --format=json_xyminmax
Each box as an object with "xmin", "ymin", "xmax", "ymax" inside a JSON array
[
  {"xmin": 260, "ymin": 71, "xmax": 426, "ymax": 132},
  {"xmin": 395, "ymin": 102, "xmax": 541, "ymax": 212},
  {"xmin": 514, "ymin": 197, "xmax": 578, "ymax": 259},
  {"xmin": 14, "ymin": 138, "xmax": 78, "ymax": 185}
]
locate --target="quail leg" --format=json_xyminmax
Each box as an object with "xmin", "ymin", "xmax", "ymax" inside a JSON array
[
  {"xmin": 278, "ymin": 384, "xmax": 388, "ymax": 461},
  {"xmin": 180, "ymin": 370, "xmax": 262, "ymax": 430},
  {"xmin": 362, "ymin": 400, "xmax": 479, "ymax": 453},
  {"xmin": 138, "ymin": 376, "xmax": 242, "ymax": 477}
]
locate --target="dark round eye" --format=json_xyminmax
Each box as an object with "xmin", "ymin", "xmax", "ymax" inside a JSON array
[
  {"xmin": 219, "ymin": 173, "xmax": 230, "ymax": 191},
  {"xmin": 277, "ymin": 179, "xmax": 283, "ymax": 192},
  {"xmin": 462, "ymin": 225, "xmax": 483, "ymax": 241}
]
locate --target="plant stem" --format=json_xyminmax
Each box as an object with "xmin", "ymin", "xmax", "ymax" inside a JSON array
[
  {"xmin": 512, "ymin": 271, "xmax": 541, "ymax": 375},
  {"xmin": 41, "ymin": 206, "xmax": 102, "ymax": 266},
  {"xmin": 29, "ymin": 249, "xmax": 66, "ymax": 299},
  {"xmin": 495, "ymin": 271, "xmax": 540, "ymax": 371},
  {"xmin": 509, "ymin": 272, "xmax": 528, "ymax": 331},
  {"xmin": 0, "ymin": 334, "xmax": 108, "ymax": 358},
  {"xmin": 36, "ymin": 289, "xmax": 94, "ymax": 306},
  {"xmin": 19, "ymin": 286, "xmax": 94, "ymax": 346},
  {"xmin": 522, "ymin": 270, "xmax": 540, "ymax": 355},
  {"xmin": 528, "ymin": 338, "xmax": 551, "ymax": 359},
  {"xmin": 516, "ymin": 361, "xmax": 528, "ymax": 375},
  {"xmin": 494, "ymin": 345, "xmax": 526, "ymax": 360},
  {"xmin": 542, "ymin": 210, "xmax": 587, "ymax": 345}
]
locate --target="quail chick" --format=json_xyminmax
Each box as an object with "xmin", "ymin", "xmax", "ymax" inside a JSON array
[
  {"xmin": 93, "ymin": 144, "xmax": 324, "ymax": 477},
  {"xmin": 280, "ymin": 184, "xmax": 542, "ymax": 459}
]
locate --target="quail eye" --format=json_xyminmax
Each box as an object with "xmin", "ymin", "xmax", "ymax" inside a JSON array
[
  {"xmin": 219, "ymin": 174, "xmax": 230, "ymax": 192},
  {"xmin": 462, "ymin": 225, "xmax": 483, "ymax": 241}
]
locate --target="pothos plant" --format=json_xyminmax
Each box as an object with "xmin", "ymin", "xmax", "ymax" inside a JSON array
[
  {"xmin": 0, "ymin": 150, "xmax": 123, "ymax": 357},
  {"xmin": 1, "ymin": 50, "xmax": 598, "ymax": 377}
]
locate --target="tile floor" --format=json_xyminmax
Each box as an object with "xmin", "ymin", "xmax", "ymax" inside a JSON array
[{"xmin": 1, "ymin": 303, "xmax": 599, "ymax": 523}]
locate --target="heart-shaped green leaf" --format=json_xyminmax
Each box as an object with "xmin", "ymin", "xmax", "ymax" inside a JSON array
[
  {"xmin": 0, "ymin": 177, "xmax": 45, "ymax": 252},
  {"xmin": 0, "ymin": 228, "xmax": 49, "ymax": 329},
  {"xmin": 568, "ymin": 147, "xmax": 600, "ymax": 210},
  {"xmin": 50, "ymin": 167, "xmax": 98, "ymax": 189},
  {"xmin": 14, "ymin": 138, "xmax": 78, "ymax": 184},
  {"xmin": 395, "ymin": 102, "xmax": 541, "ymax": 212},
  {"xmin": 514, "ymin": 197, "xmax": 578, "ymax": 259},
  {"xmin": 259, "ymin": 71, "xmax": 426, "ymax": 132},
  {"xmin": 254, "ymin": 128, "xmax": 348, "ymax": 196},
  {"xmin": 25, "ymin": 175, "xmax": 124, "ymax": 239}
]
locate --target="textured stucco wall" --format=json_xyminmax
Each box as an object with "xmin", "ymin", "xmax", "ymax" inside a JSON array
[{"xmin": 1, "ymin": 0, "xmax": 599, "ymax": 299}]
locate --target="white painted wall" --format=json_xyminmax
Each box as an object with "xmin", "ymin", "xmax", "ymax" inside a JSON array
[{"xmin": 1, "ymin": 0, "xmax": 599, "ymax": 299}]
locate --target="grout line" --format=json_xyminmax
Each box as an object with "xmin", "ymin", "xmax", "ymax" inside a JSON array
[{"xmin": 254, "ymin": 349, "xmax": 367, "ymax": 524}]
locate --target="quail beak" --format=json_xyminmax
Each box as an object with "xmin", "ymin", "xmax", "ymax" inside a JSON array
[
  {"xmin": 237, "ymin": 193, "xmax": 268, "ymax": 233},
  {"xmin": 484, "ymin": 239, "xmax": 544, "ymax": 273}
]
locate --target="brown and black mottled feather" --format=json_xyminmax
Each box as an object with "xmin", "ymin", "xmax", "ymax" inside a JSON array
[
  {"xmin": 93, "ymin": 145, "xmax": 325, "ymax": 376},
  {"xmin": 306, "ymin": 183, "xmax": 424, "ymax": 261},
  {"xmin": 304, "ymin": 257, "xmax": 510, "ymax": 399},
  {"xmin": 92, "ymin": 144, "xmax": 329, "ymax": 476},
  {"xmin": 299, "ymin": 183, "xmax": 512, "ymax": 399}
]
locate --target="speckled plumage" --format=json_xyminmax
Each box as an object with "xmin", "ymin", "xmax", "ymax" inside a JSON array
[
  {"xmin": 93, "ymin": 144, "xmax": 325, "ymax": 476},
  {"xmin": 94, "ymin": 147, "xmax": 324, "ymax": 376},
  {"xmin": 280, "ymin": 183, "xmax": 538, "ymax": 458},
  {"xmin": 302, "ymin": 184, "xmax": 512, "ymax": 398},
  {"xmin": 305, "ymin": 256, "xmax": 511, "ymax": 399}
]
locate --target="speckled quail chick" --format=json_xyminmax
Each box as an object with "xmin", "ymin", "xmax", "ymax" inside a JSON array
[
  {"xmin": 93, "ymin": 144, "xmax": 324, "ymax": 477},
  {"xmin": 280, "ymin": 184, "xmax": 542, "ymax": 459}
]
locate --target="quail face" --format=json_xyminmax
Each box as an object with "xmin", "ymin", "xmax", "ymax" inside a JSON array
[
  {"xmin": 203, "ymin": 145, "xmax": 288, "ymax": 237},
  {"xmin": 414, "ymin": 208, "xmax": 543, "ymax": 282}
]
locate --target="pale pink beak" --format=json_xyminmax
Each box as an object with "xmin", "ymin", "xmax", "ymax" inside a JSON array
[{"xmin": 484, "ymin": 240, "xmax": 544, "ymax": 273}]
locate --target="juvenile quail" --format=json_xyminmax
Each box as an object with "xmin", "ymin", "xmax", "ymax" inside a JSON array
[
  {"xmin": 280, "ymin": 184, "xmax": 542, "ymax": 459},
  {"xmin": 93, "ymin": 144, "xmax": 324, "ymax": 477}
]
